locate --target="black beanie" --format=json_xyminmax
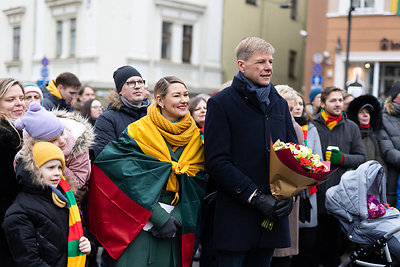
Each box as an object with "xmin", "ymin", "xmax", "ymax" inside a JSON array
[
  {"xmin": 113, "ymin": 65, "xmax": 142, "ymax": 93},
  {"xmin": 389, "ymin": 81, "xmax": 400, "ymax": 100}
]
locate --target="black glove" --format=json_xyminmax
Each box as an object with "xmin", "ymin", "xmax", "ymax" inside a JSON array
[
  {"xmin": 150, "ymin": 216, "xmax": 182, "ymax": 239},
  {"xmin": 275, "ymin": 197, "xmax": 293, "ymax": 219},
  {"xmin": 299, "ymin": 189, "xmax": 312, "ymax": 223},
  {"xmin": 251, "ymin": 191, "xmax": 278, "ymax": 221}
]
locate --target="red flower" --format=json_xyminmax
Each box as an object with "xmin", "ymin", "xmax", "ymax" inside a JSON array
[{"xmin": 299, "ymin": 158, "xmax": 312, "ymax": 171}]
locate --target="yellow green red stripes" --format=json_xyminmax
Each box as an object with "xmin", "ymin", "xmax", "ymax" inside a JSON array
[{"xmin": 59, "ymin": 177, "xmax": 86, "ymax": 267}]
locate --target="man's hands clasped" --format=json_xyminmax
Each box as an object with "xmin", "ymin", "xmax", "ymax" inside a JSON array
[{"xmin": 251, "ymin": 190, "xmax": 293, "ymax": 222}]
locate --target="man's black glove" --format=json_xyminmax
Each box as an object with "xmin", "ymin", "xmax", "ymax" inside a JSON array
[
  {"xmin": 299, "ymin": 189, "xmax": 312, "ymax": 223},
  {"xmin": 275, "ymin": 197, "xmax": 293, "ymax": 219},
  {"xmin": 150, "ymin": 216, "xmax": 182, "ymax": 239},
  {"xmin": 251, "ymin": 191, "xmax": 279, "ymax": 221}
]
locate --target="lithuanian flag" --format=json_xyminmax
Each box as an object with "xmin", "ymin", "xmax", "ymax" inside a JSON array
[
  {"xmin": 87, "ymin": 117, "xmax": 206, "ymax": 267},
  {"xmin": 391, "ymin": 0, "xmax": 400, "ymax": 17}
]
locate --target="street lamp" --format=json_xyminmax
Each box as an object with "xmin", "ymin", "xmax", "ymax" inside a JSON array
[{"xmin": 344, "ymin": 0, "xmax": 355, "ymax": 90}]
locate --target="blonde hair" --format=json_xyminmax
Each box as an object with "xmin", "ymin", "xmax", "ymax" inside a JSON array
[
  {"xmin": 275, "ymin": 85, "xmax": 296, "ymax": 101},
  {"xmin": 236, "ymin": 37, "xmax": 275, "ymax": 61},
  {"xmin": 0, "ymin": 78, "xmax": 24, "ymax": 120}
]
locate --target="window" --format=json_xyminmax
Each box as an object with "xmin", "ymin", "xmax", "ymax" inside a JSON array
[
  {"xmin": 70, "ymin": 18, "xmax": 76, "ymax": 57},
  {"xmin": 56, "ymin": 21, "xmax": 63, "ymax": 57},
  {"xmin": 291, "ymin": 0, "xmax": 298, "ymax": 20},
  {"xmin": 182, "ymin": 25, "xmax": 193, "ymax": 63},
  {"xmin": 288, "ymin": 50, "xmax": 297, "ymax": 79},
  {"xmin": 353, "ymin": 0, "xmax": 375, "ymax": 8},
  {"xmin": 246, "ymin": 0, "xmax": 257, "ymax": 5},
  {"xmin": 161, "ymin": 21, "xmax": 172, "ymax": 59},
  {"xmin": 12, "ymin": 27, "xmax": 20, "ymax": 60}
]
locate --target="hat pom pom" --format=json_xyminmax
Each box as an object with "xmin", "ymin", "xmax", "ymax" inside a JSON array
[
  {"xmin": 29, "ymin": 102, "xmax": 42, "ymax": 112},
  {"xmin": 14, "ymin": 119, "xmax": 25, "ymax": 130}
]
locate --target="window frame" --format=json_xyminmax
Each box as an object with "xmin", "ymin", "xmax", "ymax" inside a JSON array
[
  {"xmin": 56, "ymin": 20, "xmax": 63, "ymax": 58},
  {"xmin": 70, "ymin": 18, "xmax": 76, "ymax": 57},
  {"xmin": 12, "ymin": 26, "xmax": 21, "ymax": 60},
  {"xmin": 161, "ymin": 21, "xmax": 172, "ymax": 60},
  {"xmin": 182, "ymin": 25, "xmax": 193, "ymax": 63}
]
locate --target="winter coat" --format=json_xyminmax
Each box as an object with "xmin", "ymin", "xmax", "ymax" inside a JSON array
[
  {"xmin": 40, "ymin": 80, "xmax": 74, "ymax": 112},
  {"xmin": 54, "ymin": 110, "xmax": 94, "ymax": 201},
  {"xmin": 204, "ymin": 76, "xmax": 298, "ymax": 251},
  {"xmin": 0, "ymin": 118, "xmax": 22, "ymax": 266},
  {"xmin": 93, "ymin": 92, "xmax": 149, "ymax": 158},
  {"xmin": 346, "ymin": 94, "xmax": 386, "ymax": 170},
  {"xmin": 2, "ymin": 143, "xmax": 72, "ymax": 267},
  {"xmin": 313, "ymin": 112, "xmax": 366, "ymax": 214},
  {"xmin": 299, "ymin": 122, "xmax": 322, "ymax": 228},
  {"xmin": 377, "ymin": 99, "xmax": 400, "ymax": 206}
]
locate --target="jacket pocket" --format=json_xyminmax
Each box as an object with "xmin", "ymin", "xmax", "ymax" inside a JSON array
[{"xmin": 36, "ymin": 231, "xmax": 59, "ymax": 265}]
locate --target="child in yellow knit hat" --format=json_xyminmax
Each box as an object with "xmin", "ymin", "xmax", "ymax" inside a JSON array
[{"xmin": 2, "ymin": 142, "xmax": 91, "ymax": 266}]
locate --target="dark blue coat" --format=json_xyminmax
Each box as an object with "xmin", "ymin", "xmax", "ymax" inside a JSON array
[
  {"xmin": 204, "ymin": 77, "xmax": 298, "ymax": 251},
  {"xmin": 40, "ymin": 84, "xmax": 74, "ymax": 112},
  {"xmin": 93, "ymin": 104, "xmax": 147, "ymax": 158}
]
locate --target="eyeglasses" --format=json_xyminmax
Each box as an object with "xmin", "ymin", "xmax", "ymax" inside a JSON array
[{"xmin": 126, "ymin": 80, "xmax": 146, "ymax": 88}]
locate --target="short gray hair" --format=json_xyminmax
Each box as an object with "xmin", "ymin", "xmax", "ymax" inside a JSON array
[{"xmin": 236, "ymin": 37, "xmax": 275, "ymax": 61}]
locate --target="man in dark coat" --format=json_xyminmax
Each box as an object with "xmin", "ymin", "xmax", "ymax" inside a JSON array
[
  {"xmin": 93, "ymin": 66, "xmax": 150, "ymax": 158},
  {"xmin": 40, "ymin": 72, "xmax": 81, "ymax": 112},
  {"xmin": 313, "ymin": 86, "xmax": 365, "ymax": 267},
  {"xmin": 204, "ymin": 37, "xmax": 297, "ymax": 267}
]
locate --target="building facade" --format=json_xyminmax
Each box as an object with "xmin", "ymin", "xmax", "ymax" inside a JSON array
[
  {"xmin": 1, "ymin": 0, "xmax": 223, "ymax": 94},
  {"xmin": 304, "ymin": 0, "xmax": 400, "ymax": 101},
  {"xmin": 221, "ymin": 0, "xmax": 308, "ymax": 92}
]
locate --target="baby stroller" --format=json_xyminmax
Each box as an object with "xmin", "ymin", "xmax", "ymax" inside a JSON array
[{"xmin": 326, "ymin": 160, "xmax": 400, "ymax": 267}]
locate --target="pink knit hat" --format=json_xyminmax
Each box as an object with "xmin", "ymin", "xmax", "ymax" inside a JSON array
[{"xmin": 23, "ymin": 83, "xmax": 43, "ymax": 101}]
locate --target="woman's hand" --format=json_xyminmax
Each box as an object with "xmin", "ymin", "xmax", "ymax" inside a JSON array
[{"xmin": 78, "ymin": 236, "xmax": 91, "ymax": 255}]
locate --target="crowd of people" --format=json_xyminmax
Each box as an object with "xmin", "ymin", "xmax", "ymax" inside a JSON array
[{"xmin": 0, "ymin": 36, "xmax": 400, "ymax": 267}]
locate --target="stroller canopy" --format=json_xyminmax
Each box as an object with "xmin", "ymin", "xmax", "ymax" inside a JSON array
[{"xmin": 326, "ymin": 160, "xmax": 386, "ymax": 223}]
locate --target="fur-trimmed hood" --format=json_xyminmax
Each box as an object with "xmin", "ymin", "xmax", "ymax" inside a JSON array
[
  {"xmin": 17, "ymin": 138, "xmax": 77, "ymax": 193},
  {"xmin": 347, "ymin": 94, "xmax": 383, "ymax": 130},
  {"xmin": 107, "ymin": 89, "xmax": 124, "ymax": 111},
  {"xmin": 51, "ymin": 109, "xmax": 94, "ymax": 158},
  {"xmin": 383, "ymin": 97, "xmax": 400, "ymax": 116}
]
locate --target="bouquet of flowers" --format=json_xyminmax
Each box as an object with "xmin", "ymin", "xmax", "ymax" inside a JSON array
[
  {"xmin": 262, "ymin": 139, "xmax": 336, "ymax": 229},
  {"xmin": 272, "ymin": 140, "xmax": 328, "ymax": 174}
]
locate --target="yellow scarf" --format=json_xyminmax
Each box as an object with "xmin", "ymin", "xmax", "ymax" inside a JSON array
[
  {"xmin": 127, "ymin": 103, "xmax": 204, "ymax": 205},
  {"xmin": 46, "ymin": 80, "xmax": 62, "ymax": 99}
]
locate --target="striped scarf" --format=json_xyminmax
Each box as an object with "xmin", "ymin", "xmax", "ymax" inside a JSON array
[
  {"xmin": 321, "ymin": 109, "xmax": 343, "ymax": 130},
  {"xmin": 58, "ymin": 177, "xmax": 86, "ymax": 266},
  {"xmin": 300, "ymin": 124, "xmax": 317, "ymax": 195}
]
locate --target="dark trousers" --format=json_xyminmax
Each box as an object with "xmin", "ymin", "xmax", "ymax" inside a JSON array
[
  {"xmin": 291, "ymin": 227, "xmax": 319, "ymax": 267},
  {"xmin": 216, "ymin": 248, "xmax": 274, "ymax": 267},
  {"xmin": 317, "ymin": 214, "xmax": 342, "ymax": 267}
]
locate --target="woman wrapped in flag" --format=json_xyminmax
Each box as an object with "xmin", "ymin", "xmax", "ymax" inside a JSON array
[
  {"xmin": 88, "ymin": 76, "xmax": 206, "ymax": 267},
  {"xmin": 2, "ymin": 141, "xmax": 90, "ymax": 266}
]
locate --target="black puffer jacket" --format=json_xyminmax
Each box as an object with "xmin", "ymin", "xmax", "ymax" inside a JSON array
[
  {"xmin": 2, "ymin": 161, "xmax": 69, "ymax": 267},
  {"xmin": 0, "ymin": 118, "xmax": 22, "ymax": 266},
  {"xmin": 93, "ymin": 93, "xmax": 149, "ymax": 157}
]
